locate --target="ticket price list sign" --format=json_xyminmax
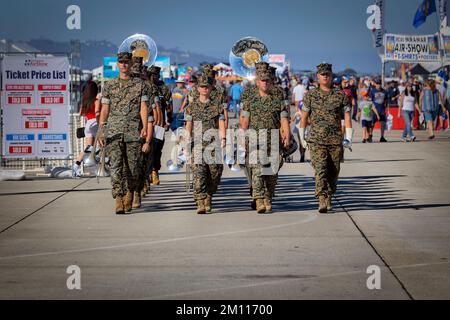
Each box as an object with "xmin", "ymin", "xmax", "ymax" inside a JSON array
[{"xmin": 1, "ymin": 56, "xmax": 70, "ymax": 158}]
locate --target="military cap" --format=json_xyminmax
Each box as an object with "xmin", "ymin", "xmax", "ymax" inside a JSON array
[
  {"xmin": 130, "ymin": 56, "xmax": 143, "ymax": 76},
  {"xmin": 147, "ymin": 65, "xmax": 161, "ymax": 75},
  {"xmin": 203, "ymin": 68, "xmax": 217, "ymax": 78},
  {"xmin": 117, "ymin": 52, "xmax": 132, "ymax": 62},
  {"xmin": 316, "ymin": 62, "xmax": 333, "ymax": 75},
  {"xmin": 255, "ymin": 62, "xmax": 272, "ymax": 81},
  {"xmin": 197, "ymin": 74, "xmax": 214, "ymax": 87},
  {"xmin": 202, "ymin": 64, "xmax": 214, "ymax": 71}
]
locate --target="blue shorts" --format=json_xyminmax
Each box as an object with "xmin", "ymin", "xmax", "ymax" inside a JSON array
[
  {"xmin": 373, "ymin": 114, "xmax": 386, "ymax": 123},
  {"xmin": 424, "ymin": 111, "xmax": 437, "ymax": 122},
  {"xmin": 361, "ymin": 120, "xmax": 373, "ymax": 128}
]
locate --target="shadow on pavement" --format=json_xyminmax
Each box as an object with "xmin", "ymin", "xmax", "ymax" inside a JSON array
[{"xmin": 140, "ymin": 173, "xmax": 450, "ymax": 214}]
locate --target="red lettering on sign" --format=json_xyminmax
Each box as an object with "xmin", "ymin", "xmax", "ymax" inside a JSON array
[
  {"xmin": 38, "ymin": 84, "xmax": 67, "ymax": 91},
  {"xmin": 6, "ymin": 84, "xmax": 34, "ymax": 91},
  {"xmin": 8, "ymin": 97, "xmax": 31, "ymax": 104},
  {"xmin": 41, "ymin": 96, "xmax": 63, "ymax": 104},
  {"xmin": 9, "ymin": 146, "xmax": 32, "ymax": 154},
  {"xmin": 25, "ymin": 121, "xmax": 48, "ymax": 129},
  {"xmin": 22, "ymin": 109, "xmax": 51, "ymax": 116}
]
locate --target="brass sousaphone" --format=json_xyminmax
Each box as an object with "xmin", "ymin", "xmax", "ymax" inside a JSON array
[
  {"xmin": 118, "ymin": 33, "xmax": 158, "ymax": 67},
  {"xmin": 229, "ymin": 36, "xmax": 269, "ymax": 79}
]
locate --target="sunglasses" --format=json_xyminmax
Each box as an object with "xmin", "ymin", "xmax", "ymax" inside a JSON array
[{"xmin": 118, "ymin": 60, "xmax": 131, "ymax": 64}]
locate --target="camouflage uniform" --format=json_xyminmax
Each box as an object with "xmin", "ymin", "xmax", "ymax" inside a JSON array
[
  {"xmin": 101, "ymin": 73, "xmax": 149, "ymax": 199},
  {"xmin": 303, "ymin": 65, "xmax": 350, "ymax": 199},
  {"xmin": 241, "ymin": 66, "xmax": 289, "ymax": 202},
  {"xmin": 139, "ymin": 78, "xmax": 160, "ymax": 193},
  {"xmin": 185, "ymin": 77, "xmax": 225, "ymax": 201}
]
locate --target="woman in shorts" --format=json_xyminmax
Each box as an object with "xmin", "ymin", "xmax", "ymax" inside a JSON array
[{"xmin": 73, "ymin": 81, "xmax": 101, "ymax": 176}]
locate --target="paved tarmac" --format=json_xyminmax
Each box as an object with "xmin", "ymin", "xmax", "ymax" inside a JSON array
[{"xmin": 0, "ymin": 127, "xmax": 449, "ymax": 300}]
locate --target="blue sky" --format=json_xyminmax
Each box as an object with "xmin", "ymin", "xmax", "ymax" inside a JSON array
[{"xmin": 0, "ymin": 0, "xmax": 440, "ymax": 73}]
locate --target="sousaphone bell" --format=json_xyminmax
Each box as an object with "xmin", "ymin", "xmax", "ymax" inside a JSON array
[
  {"xmin": 229, "ymin": 37, "xmax": 269, "ymax": 79},
  {"xmin": 118, "ymin": 33, "xmax": 158, "ymax": 67}
]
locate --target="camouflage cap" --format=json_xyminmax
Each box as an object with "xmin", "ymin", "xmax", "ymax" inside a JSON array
[
  {"xmin": 147, "ymin": 65, "xmax": 161, "ymax": 75},
  {"xmin": 117, "ymin": 52, "xmax": 132, "ymax": 62},
  {"xmin": 203, "ymin": 68, "xmax": 217, "ymax": 78},
  {"xmin": 255, "ymin": 62, "xmax": 272, "ymax": 81},
  {"xmin": 130, "ymin": 56, "xmax": 143, "ymax": 76},
  {"xmin": 197, "ymin": 74, "xmax": 213, "ymax": 87},
  {"xmin": 202, "ymin": 64, "xmax": 214, "ymax": 71},
  {"xmin": 316, "ymin": 62, "xmax": 333, "ymax": 75}
]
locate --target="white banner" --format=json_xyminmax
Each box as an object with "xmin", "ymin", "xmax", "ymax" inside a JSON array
[
  {"xmin": 439, "ymin": 0, "xmax": 448, "ymax": 29},
  {"xmin": 384, "ymin": 34, "xmax": 441, "ymax": 62},
  {"xmin": 367, "ymin": 0, "xmax": 385, "ymax": 58},
  {"xmin": 1, "ymin": 55, "xmax": 70, "ymax": 158}
]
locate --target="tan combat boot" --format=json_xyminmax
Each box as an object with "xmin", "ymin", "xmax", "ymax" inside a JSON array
[
  {"xmin": 318, "ymin": 196, "xmax": 328, "ymax": 213},
  {"xmin": 115, "ymin": 196, "xmax": 125, "ymax": 215},
  {"xmin": 151, "ymin": 170, "xmax": 160, "ymax": 185},
  {"xmin": 132, "ymin": 191, "xmax": 141, "ymax": 209},
  {"xmin": 124, "ymin": 191, "xmax": 133, "ymax": 213},
  {"xmin": 264, "ymin": 197, "xmax": 273, "ymax": 213},
  {"xmin": 205, "ymin": 195, "xmax": 212, "ymax": 213},
  {"xmin": 327, "ymin": 197, "xmax": 332, "ymax": 211},
  {"xmin": 256, "ymin": 199, "xmax": 266, "ymax": 214},
  {"xmin": 196, "ymin": 199, "xmax": 206, "ymax": 214},
  {"xmin": 141, "ymin": 181, "xmax": 149, "ymax": 197}
]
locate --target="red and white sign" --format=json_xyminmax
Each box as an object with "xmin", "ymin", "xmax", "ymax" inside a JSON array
[
  {"xmin": 2, "ymin": 55, "xmax": 70, "ymax": 158},
  {"xmin": 268, "ymin": 54, "xmax": 286, "ymax": 64}
]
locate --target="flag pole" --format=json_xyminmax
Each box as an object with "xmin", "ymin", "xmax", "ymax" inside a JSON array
[{"xmin": 435, "ymin": 0, "xmax": 444, "ymax": 69}]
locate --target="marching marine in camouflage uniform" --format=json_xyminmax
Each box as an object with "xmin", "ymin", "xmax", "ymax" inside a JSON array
[
  {"xmin": 129, "ymin": 57, "xmax": 159, "ymax": 203},
  {"xmin": 240, "ymin": 62, "xmax": 290, "ymax": 214},
  {"xmin": 185, "ymin": 64, "xmax": 229, "ymax": 128},
  {"xmin": 147, "ymin": 65, "xmax": 171, "ymax": 186},
  {"xmin": 185, "ymin": 74, "xmax": 226, "ymax": 214},
  {"xmin": 100, "ymin": 52, "xmax": 149, "ymax": 214},
  {"xmin": 299, "ymin": 63, "xmax": 353, "ymax": 213}
]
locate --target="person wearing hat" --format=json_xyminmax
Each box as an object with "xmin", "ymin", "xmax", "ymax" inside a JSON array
[
  {"xmin": 184, "ymin": 74, "xmax": 226, "ymax": 214},
  {"xmin": 370, "ymin": 78, "xmax": 388, "ymax": 142},
  {"xmin": 99, "ymin": 52, "xmax": 149, "ymax": 214},
  {"xmin": 202, "ymin": 64, "xmax": 230, "ymax": 128},
  {"xmin": 130, "ymin": 57, "xmax": 160, "ymax": 201},
  {"xmin": 358, "ymin": 88, "xmax": 380, "ymax": 143},
  {"xmin": 147, "ymin": 65, "xmax": 171, "ymax": 185},
  {"xmin": 299, "ymin": 63, "xmax": 353, "ymax": 213},
  {"xmin": 170, "ymin": 77, "xmax": 189, "ymax": 132},
  {"xmin": 240, "ymin": 62, "xmax": 291, "ymax": 214}
]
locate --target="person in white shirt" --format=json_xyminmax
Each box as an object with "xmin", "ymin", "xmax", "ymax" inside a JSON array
[
  {"xmin": 292, "ymin": 78, "xmax": 308, "ymax": 108},
  {"xmin": 398, "ymin": 83, "xmax": 420, "ymax": 142}
]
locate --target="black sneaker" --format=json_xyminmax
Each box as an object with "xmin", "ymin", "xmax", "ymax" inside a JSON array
[
  {"xmin": 300, "ymin": 155, "xmax": 305, "ymax": 163},
  {"xmin": 251, "ymin": 199, "xmax": 256, "ymax": 210},
  {"xmin": 362, "ymin": 139, "xmax": 367, "ymax": 143},
  {"xmin": 428, "ymin": 135, "xmax": 435, "ymax": 140},
  {"xmin": 380, "ymin": 137, "xmax": 387, "ymax": 142},
  {"xmin": 368, "ymin": 136, "xmax": 373, "ymax": 143}
]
